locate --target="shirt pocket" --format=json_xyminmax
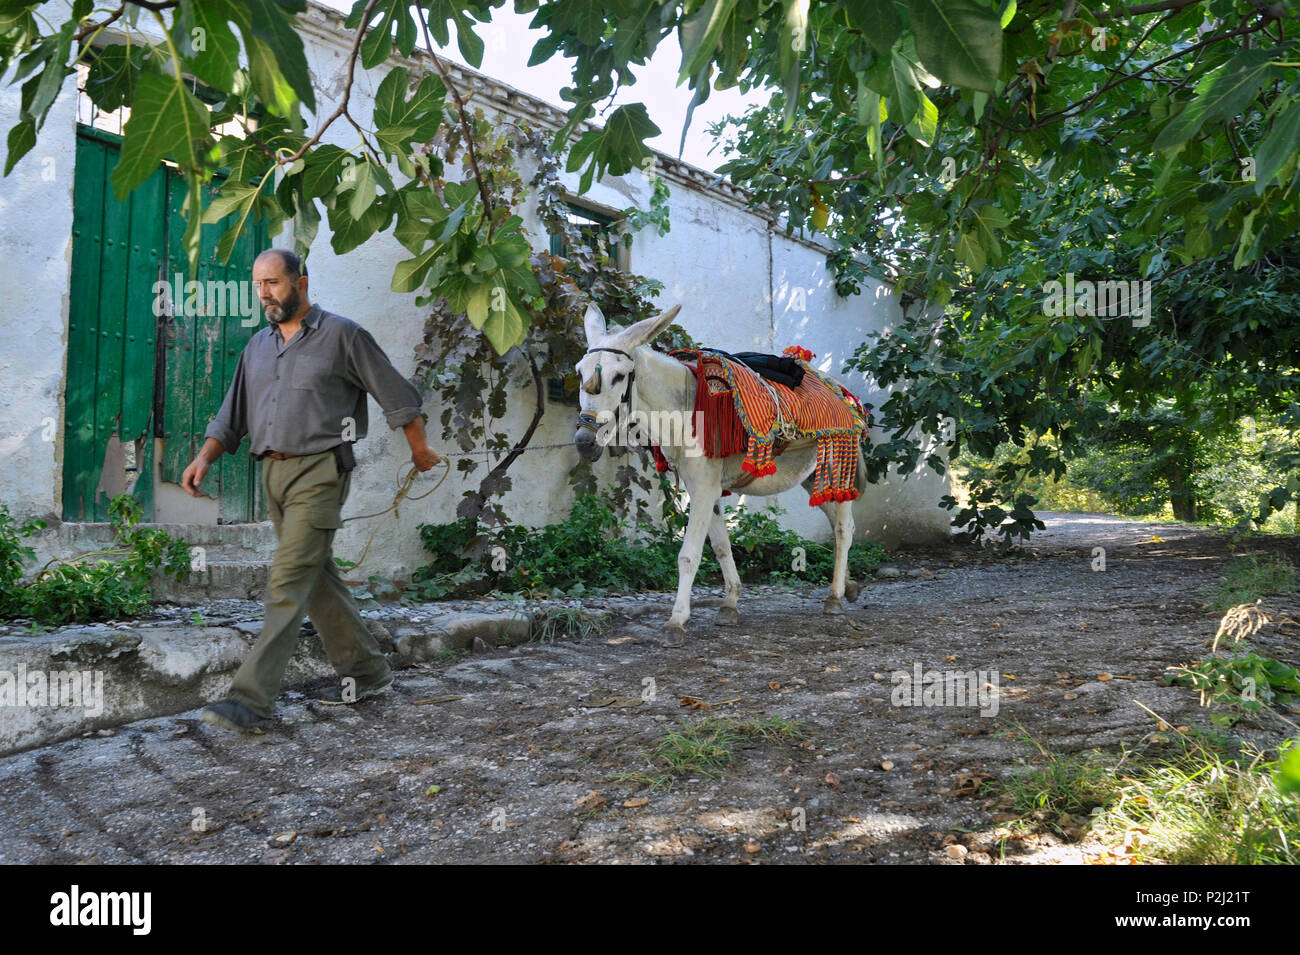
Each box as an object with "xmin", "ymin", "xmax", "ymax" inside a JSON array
[{"xmin": 292, "ymin": 356, "xmax": 333, "ymax": 390}]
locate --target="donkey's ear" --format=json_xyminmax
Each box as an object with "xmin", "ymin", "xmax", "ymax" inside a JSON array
[
  {"xmin": 583, "ymin": 303, "xmax": 607, "ymax": 344},
  {"xmin": 620, "ymin": 304, "xmax": 682, "ymax": 348}
]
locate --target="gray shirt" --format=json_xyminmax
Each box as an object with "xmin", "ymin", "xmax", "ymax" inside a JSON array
[{"xmin": 204, "ymin": 304, "xmax": 423, "ymax": 459}]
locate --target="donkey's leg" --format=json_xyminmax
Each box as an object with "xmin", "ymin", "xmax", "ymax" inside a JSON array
[
  {"xmin": 707, "ymin": 500, "xmax": 742, "ymax": 625},
  {"xmin": 804, "ymin": 476, "xmax": 861, "ymax": 606},
  {"xmin": 823, "ymin": 499, "xmax": 856, "ymax": 614},
  {"xmin": 665, "ymin": 485, "xmax": 723, "ymax": 646}
]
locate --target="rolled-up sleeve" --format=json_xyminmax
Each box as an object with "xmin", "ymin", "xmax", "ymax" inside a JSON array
[
  {"xmin": 204, "ymin": 349, "xmax": 249, "ymax": 452},
  {"xmin": 343, "ymin": 325, "xmax": 423, "ymax": 430}
]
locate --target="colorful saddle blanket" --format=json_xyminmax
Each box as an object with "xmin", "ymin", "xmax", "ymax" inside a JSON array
[{"xmin": 666, "ymin": 346, "xmax": 870, "ymax": 506}]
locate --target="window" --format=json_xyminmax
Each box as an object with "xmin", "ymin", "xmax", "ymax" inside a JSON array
[{"xmin": 548, "ymin": 202, "xmax": 625, "ymax": 267}]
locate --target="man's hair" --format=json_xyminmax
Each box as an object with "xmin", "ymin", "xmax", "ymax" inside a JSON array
[{"xmin": 259, "ymin": 248, "xmax": 308, "ymax": 280}]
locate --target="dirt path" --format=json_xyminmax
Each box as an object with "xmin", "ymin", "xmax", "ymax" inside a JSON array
[{"xmin": 2, "ymin": 512, "xmax": 1296, "ymax": 864}]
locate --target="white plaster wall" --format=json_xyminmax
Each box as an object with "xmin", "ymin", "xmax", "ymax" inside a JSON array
[
  {"xmin": 0, "ymin": 0, "xmax": 950, "ymax": 583},
  {"xmin": 0, "ymin": 64, "xmax": 78, "ymax": 524}
]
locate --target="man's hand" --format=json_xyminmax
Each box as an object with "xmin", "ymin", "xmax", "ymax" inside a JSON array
[
  {"xmin": 412, "ymin": 445, "xmax": 443, "ymax": 472},
  {"xmin": 181, "ymin": 457, "xmax": 212, "ymax": 497},
  {"xmin": 182, "ymin": 437, "xmax": 226, "ymax": 497}
]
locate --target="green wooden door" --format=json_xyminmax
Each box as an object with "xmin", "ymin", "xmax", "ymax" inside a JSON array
[
  {"xmin": 64, "ymin": 126, "xmax": 268, "ymax": 523},
  {"xmin": 158, "ymin": 170, "xmax": 269, "ymax": 523}
]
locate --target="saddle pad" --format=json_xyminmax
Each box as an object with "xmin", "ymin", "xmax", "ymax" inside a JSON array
[
  {"xmin": 697, "ymin": 350, "xmax": 866, "ymax": 443},
  {"xmin": 665, "ymin": 348, "xmax": 869, "ymax": 505}
]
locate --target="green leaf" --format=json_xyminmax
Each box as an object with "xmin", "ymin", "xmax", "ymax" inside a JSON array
[
  {"xmin": 904, "ymin": 0, "xmax": 1002, "ymax": 91},
  {"xmin": 452, "ymin": 9, "xmax": 486, "ymax": 66},
  {"xmin": 110, "ymin": 69, "xmax": 211, "ymax": 199},
  {"xmin": 293, "ymin": 192, "xmax": 320, "ymax": 260},
  {"xmin": 465, "ymin": 281, "xmax": 492, "ymax": 327},
  {"xmin": 1153, "ymin": 48, "xmax": 1278, "ymax": 151},
  {"xmin": 302, "ymin": 144, "xmax": 351, "ymax": 198},
  {"xmin": 481, "ymin": 289, "xmax": 527, "ymax": 353},
  {"xmin": 891, "ymin": 48, "xmax": 922, "ymax": 126},
  {"xmin": 359, "ymin": 0, "xmax": 418, "ymax": 69},
  {"xmin": 346, "ymin": 160, "xmax": 378, "ymax": 220},
  {"xmin": 955, "ymin": 231, "xmax": 985, "ymax": 272},
  {"xmin": 174, "ymin": 0, "xmax": 242, "ymax": 92},
  {"xmin": 779, "ymin": 0, "xmax": 810, "ymax": 130},
  {"xmin": 1277, "ymin": 746, "xmax": 1300, "ymax": 796},
  {"xmin": 201, "ymin": 181, "xmax": 260, "ymax": 224},
  {"xmin": 246, "ymin": 34, "xmax": 298, "ymax": 119},
  {"xmin": 3, "ymin": 116, "xmax": 36, "ymax": 176},
  {"xmin": 907, "ymin": 87, "xmax": 938, "ymax": 145},
  {"xmin": 374, "ymin": 67, "xmax": 445, "ymax": 148},
  {"xmin": 1253, "ymin": 94, "xmax": 1300, "ymax": 192},
  {"xmin": 224, "ymin": 0, "xmax": 316, "ymax": 113},
  {"xmin": 327, "ymin": 192, "xmax": 393, "ymax": 254},
  {"xmin": 678, "ymin": 0, "xmax": 740, "ymax": 84},
  {"xmin": 392, "ymin": 243, "xmax": 441, "ymax": 293},
  {"xmin": 842, "ymin": 0, "xmax": 904, "ymax": 56},
  {"xmin": 566, "ymin": 104, "xmax": 661, "ymax": 193},
  {"xmin": 84, "ymin": 44, "xmax": 145, "ymax": 113},
  {"xmin": 28, "ymin": 19, "xmax": 74, "ymax": 122}
]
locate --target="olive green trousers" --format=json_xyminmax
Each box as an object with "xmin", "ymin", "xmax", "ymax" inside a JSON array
[{"xmin": 228, "ymin": 449, "xmax": 390, "ymax": 717}]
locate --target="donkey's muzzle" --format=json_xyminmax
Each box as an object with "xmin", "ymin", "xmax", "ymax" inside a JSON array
[{"xmin": 574, "ymin": 412, "xmax": 603, "ymax": 462}]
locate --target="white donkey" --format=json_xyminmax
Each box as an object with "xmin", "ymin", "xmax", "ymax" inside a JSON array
[{"xmin": 573, "ymin": 303, "xmax": 865, "ymax": 645}]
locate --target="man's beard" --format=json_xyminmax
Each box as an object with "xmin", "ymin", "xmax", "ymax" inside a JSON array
[{"xmin": 264, "ymin": 286, "xmax": 302, "ymax": 324}]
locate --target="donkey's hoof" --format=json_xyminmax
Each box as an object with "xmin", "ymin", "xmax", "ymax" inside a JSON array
[
  {"xmin": 845, "ymin": 579, "xmax": 861, "ymax": 603},
  {"xmin": 663, "ymin": 623, "xmax": 687, "ymax": 648},
  {"xmin": 823, "ymin": 597, "xmax": 844, "ymax": 615},
  {"xmin": 715, "ymin": 605, "xmax": 741, "ymax": 626}
]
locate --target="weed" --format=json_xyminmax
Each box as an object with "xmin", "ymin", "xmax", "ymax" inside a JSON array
[
  {"xmin": 528, "ymin": 606, "xmax": 609, "ymax": 643},
  {"xmin": 1210, "ymin": 554, "xmax": 1296, "ymax": 612},
  {"xmin": 1, "ymin": 496, "xmax": 191, "ymax": 626},
  {"xmin": 611, "ymin": 716, "xmax": 806, "ymax": 791},
  {"xmin": 409, "ymin": 488, "xmax": 886, "ymax": 600},
  {"xmin": 992, "ymin": 725, "xmax": 1300, "ymax": 864}
]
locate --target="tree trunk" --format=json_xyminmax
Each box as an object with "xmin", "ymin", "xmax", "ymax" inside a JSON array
[{"xmin": 1168, "ymin": 466, "xmax": 1197, "ymax": 522}]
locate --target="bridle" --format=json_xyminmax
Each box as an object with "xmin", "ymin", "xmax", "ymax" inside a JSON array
[{"xmin": 575, "ymin": 345, "xmax": 637, "ymax": 443}]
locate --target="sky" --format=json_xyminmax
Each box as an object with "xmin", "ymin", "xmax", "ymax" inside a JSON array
[{"xmin": 315, "ymin": 1, "xmax": 770, "ymax": 173}]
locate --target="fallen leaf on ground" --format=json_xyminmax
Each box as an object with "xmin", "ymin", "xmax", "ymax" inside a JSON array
[
  {"xmin": 622, "ymin": 797, "xmax": 649, "ymax": 808},
  {"xmin": 577, "ymin": 791, "xmax": 607, "ymax": 811},
  {"xmin": 880, "ymin": 760, "xmax": 895, "ymax": 771},
  {"xmin": 680, "ymin": 696, "xmax": 742, "ymax": 710}
]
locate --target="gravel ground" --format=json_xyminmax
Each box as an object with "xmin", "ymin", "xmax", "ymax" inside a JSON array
[{"xmin": 1, "ymin": 511, "xmax": 1297, "ymax": 865}]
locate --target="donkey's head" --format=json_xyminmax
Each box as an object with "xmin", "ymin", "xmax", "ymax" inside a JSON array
[{"xmin": 573, "ymin": 301, "xmax": 681, "ymax": 463}]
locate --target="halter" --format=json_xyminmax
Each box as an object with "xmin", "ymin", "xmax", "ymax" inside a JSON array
[{"xmin": 575, "ymin": 346, "xmax": 637, "ymax": 443}]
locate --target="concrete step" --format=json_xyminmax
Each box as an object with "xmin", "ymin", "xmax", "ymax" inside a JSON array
[
  {"xmin": 27, "ymin": 521, "xmax": 277, "ymax": 569},
  {"xmin": 150, "ymin": 561, "xmax": 271, "ymax": 604}
]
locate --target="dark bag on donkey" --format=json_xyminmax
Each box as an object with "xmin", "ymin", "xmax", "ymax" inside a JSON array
[{"xmin": 720, "ymin": 351, "xmax": 807, "ymax": 389}]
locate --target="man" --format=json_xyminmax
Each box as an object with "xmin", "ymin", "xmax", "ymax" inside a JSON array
[{"xmin": 182, "ymin": 249, "xmax": 442, "ymax": 733}]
